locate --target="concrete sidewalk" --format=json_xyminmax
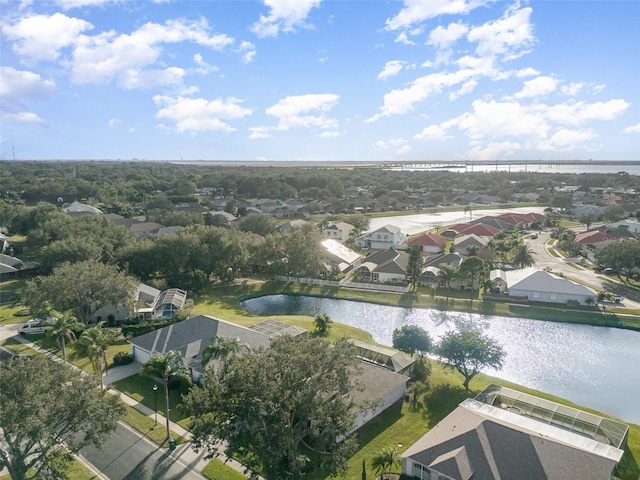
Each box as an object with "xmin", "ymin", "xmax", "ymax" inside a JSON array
[{"xmin": 10, "ymin": 334, "xmax": 258, "ymax": 479}]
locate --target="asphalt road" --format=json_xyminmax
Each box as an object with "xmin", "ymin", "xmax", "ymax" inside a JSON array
[
  {"xmin": 525, "ymin": 231, "xmax": 640, "ymax": 309},
  {"xmin": 80, "ymin": 422, "xmax": 206, "ymax": 480}
]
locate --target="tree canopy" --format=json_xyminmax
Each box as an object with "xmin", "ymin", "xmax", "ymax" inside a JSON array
[
  {"xmin": 183, "ymin": 336, "xmax": 361, "ymax": 480},
  {"xmin": 435, "ymin": 330, "xmax": 506, "ymax": 391},
  {"xmin": 392, "ymin": 325, "xmax": 432, "ymax": 355},
  {"xmin": 0, "ymin": 355, "xmax": 125, "ymax": 480},
  {"xmin": 595, "ymin": 240, "xmax": 640, "ymax": 280}
]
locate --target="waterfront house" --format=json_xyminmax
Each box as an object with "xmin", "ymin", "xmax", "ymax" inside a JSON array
[{"xmin": 355, "ymin": 224, "xmax": 408, "ymax": 250}]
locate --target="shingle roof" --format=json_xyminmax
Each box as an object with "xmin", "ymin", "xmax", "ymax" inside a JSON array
[
  {"xmin": 402, "ymin": 399, "xmax": 619, "ymax": 480},
  {"xmin": 408, "ymin": 232, "xmax": 448, "ymax": 247},
  {"xmin": 129, "ymin": 315, "xmax": 271, "ymax": 367}
]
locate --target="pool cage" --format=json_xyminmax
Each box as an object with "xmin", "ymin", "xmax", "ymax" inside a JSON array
[{"xmin": 474, "ymin": 384, "xmax": 629, "ymax": 450}]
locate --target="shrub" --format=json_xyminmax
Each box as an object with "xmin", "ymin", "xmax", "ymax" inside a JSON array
[{"xmin": 112, "ymin": 352, "xmax": 134, "ymax": 366}]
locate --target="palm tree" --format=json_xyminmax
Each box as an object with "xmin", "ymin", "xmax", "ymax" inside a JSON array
[
  {"xmin": 78, "ymin": 322, "xmax": 122, "ymax": 390},
  {"xmin": 371, "ymin": 446, "xmax": 400, "ymax": 480},
  {"xmin": 46, "ymin": 312, "xmax": 83, "ymax": 363},
  {"xmin": 201, "ymin": 336, "xmax": 245, "ymax": 370},
  {"xmin": 142, "ymin": 351, "xmax": 191, "ymax": 440},
  {"xmin": 313, "ymin": 313, "xmax": 333, "ymax": 335},
  {"xmin": 436, "ymin": 263, "xmax": 458, "ymax": 297},
  {"xmin": 511, "ymin": 244, "xmax": 536, "ymax": 268},
  {"xmin": 464, "ymin": 205, "xmax": 472, "ymax": 221}
]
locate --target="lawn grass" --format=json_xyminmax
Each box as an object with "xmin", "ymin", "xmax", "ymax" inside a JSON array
[
  {"xmin": 202, "ymin": 460, "xmax": 248, "ymax": 480},
  {"xmin": 113, "ymin": 374, "xmax": 192, "ymax": 430},
  {"xmin": 120, "ymin": 403, "xmax": 187, "ymax": 447},
  {"xmin": 0, "ymin": 301, "xmax": 31, "ymax": 324},
  {"xmin": 0, "ymin": 453, "xmax": 101, "ymax": 480}
]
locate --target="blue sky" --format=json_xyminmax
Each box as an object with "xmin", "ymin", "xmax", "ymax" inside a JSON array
[{"xmin": 1, "ymin": 0, "xmax": 639, "ymax": 162}]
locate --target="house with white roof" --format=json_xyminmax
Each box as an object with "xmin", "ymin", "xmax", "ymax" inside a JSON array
[
  {"xmin": 321, "ymin": 239, "xmax": 363, "ymax": 274},
  {"xmin": 490, "ymin": 267, "xmax": 597, "ymax": 305}
]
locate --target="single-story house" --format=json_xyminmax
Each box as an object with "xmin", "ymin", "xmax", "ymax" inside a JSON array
[
  {"xmin": 90, "ymin": 283, "xmax": 187, "ymax": 323},
  {"xmin": 322, "ymin": 221, "xmax": 356, "ymax": 243},
  {"xmin": 0, "ymin": 253, "xmax": 39, "ymax": 280},
  {"xmin": 356, "ymin": 225, "xmax": 408, "ymax": 250},
  {"xmin": 419, "ymin": 253, "xmax": 465, "ymax": 286},
  {"xmin": 453, "ymin": 234, "xmax": 491, "ymax": 258},
  {"xmin": 276, "ymin": 219, "xmax": 309, "ymax": 233},
  {"xmin": 575, "ymin": 231, "xmax": 624, "ymax": 248},
  {"xmin": 354, "ymin": 248, "xmax": 409, "ymax": 283},
  {"xmin": 129, "ymin": 315, "xmax": 410, "ymax": 434},
  {"xmin": 402, "ymin": 385, "xmax": 628, "ymax": 480},
  {"xmin": 62, "ymin": 200, "xmax": 103, "ymax": 216},
  {"xmin": 490, "ymin": 267, "xmax": 597, "ymax": 305},
  {"xmin": 321, "ymin": 239, "xmax": 363, "ymax": 274},
  {"xmin": 442, "ymin": 223, "xmax": 500, "ymax": 238},
  {"xmin": 407, "ymin": 232, "xmax": 448, "ymax": 254}
]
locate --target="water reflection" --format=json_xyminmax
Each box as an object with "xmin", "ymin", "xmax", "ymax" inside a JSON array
[{"xmin": 241, "ymin": 294, "xmax": 640, "ymax": 424}]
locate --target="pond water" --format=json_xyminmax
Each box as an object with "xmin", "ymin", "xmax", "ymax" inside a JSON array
[{"xmin": 241, "ymin": 294, "xmax": 640, "ymax": 424}]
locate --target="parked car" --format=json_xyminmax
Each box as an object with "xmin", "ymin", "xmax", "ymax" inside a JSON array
[
  {"xmin": 17, "ymin": 318, "xmax": 54, "ymax": 335},
  {"xmin": 613, "ymin": 295, "xmax": 624, "ymax": 304},
  {"xmin": 603, "ymin": 268, "xmax": 617, "ymax": 274}
]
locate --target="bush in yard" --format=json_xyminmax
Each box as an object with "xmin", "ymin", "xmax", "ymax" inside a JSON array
[{"xmin": 112, "ymin": 352, "xmax": 135, "ymax": 366}]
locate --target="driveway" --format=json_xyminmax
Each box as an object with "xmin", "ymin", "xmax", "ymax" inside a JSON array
[
  {"xmin": 81, "ymin": 422, "xmax": 207, "ymax": 480},
  {"xmin": 0, "ymin": 323, "xmax": 19, "ymax": 343}
]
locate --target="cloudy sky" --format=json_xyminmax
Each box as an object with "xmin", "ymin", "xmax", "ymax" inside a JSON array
[{"xmin": 1, "ymin": 0, "xmax": 639, "ymax": 162}]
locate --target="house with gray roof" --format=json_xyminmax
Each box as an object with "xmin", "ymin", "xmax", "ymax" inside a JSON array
[
  {"xmin": 354, "ymin": 248, "xmax": 409, "ymax": 283},
  {"xmin": 321, "ymin": 239, "xmax": 363, "ymax": 274},
  {"xmin": 129, "ymin": 315, "xmax": 410, "ymax": 433},
  {"xmin": 0, "ymin": 253, "xmax": 39, "ymax": 279},
  {"xmin": 62, "ymin": 200, "xmax": 103, "ymax": 216},
  {"xmin": 402, "ymin": 385, "xmax": 627, "ymax": 480},
  {"xmin": 490, "ymin": 267, "xmax": 597, "ymax": 305}
]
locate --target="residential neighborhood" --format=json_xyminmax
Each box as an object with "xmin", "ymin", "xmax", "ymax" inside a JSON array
[{"xmin": 1, "ymin": 162, "xmax": 639, "ymax": 480}]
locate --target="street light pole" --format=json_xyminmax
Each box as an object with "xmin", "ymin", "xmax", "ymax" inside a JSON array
[{"xmin": 152, "ymin": 384, "xmax": 158, "ymax": 426}]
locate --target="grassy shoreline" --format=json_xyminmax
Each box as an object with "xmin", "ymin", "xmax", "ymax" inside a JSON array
[{"xmin": 194, "ymin": 279, "xmax": 640, "ymax": 332}]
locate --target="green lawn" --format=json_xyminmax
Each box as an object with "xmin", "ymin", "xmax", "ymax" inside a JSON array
[{"xmin": 202, "ymin": 460, "xmax": 248, "ymax": 480}]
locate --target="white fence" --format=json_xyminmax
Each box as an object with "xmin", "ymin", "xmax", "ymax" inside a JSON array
[{"xmin": 275, "ymin": 276, "xmax": 410, "ymax": 293}]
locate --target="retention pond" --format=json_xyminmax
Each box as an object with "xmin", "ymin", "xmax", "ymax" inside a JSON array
[{"xmin": 241, "ymin": 294, "xmax": 640, "ymax": 424}]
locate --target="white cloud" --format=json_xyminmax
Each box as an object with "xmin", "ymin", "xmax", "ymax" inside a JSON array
[
  {"xmin": 251, "ymin": 0, "xmax": 322, "ymax": 38},
  {"xmin": 0, "ymin": 66, "xmax": 56, "ymax": 100},
  {"xmin": 249, "ymin": 126, "xmax": 273, "ymax": 139},
  {"xmin": 153, "ymin": 95, "xmax": 252, "ymax": 133},
  {"xmin": 237, "ymin": 41, "xmax": 256, "ymax": 63},
  {"xmin": 266, "ymin": 93, "xmax": 339, "ymax": 131},
  {"xmin": 394, "ymin": 31, "xmax": 415, "ymax": 45},
  {"xmin": 449, "ymin": 79, "xmax": 478, "ymax": 100},
  {"xmin": 193, "ymin": 53, "xmax": 219, "ymax": 74},
  {"xmin": 385, "ymin": 0, "xmax": 493, "ymax": 31},
  {"xmin": 378, "ymin": 60, "xmax": 406, "ymax": 80},
  {"xmin": 56, "ymin": 0, "xmax": 109, "ymax": 8},
  {"xmin": 513, "ymin": 75, "xmax": 557, "ymax": 99},
  {"xmin": 561, "ymin": 82, "xmax": 585, "ymax": 96},
  {"xmin": 70, "ymin": 18, "xmax": 233, "ymax": 87},
  {"xmin": 414, "ymin": 124, "xmax": 452, "ymax": 140},
  {"xmin": 320, "ymin": 130, "xmax": 341, "ymax": 138},
  {"xmin": 398, "ymin": 145, "xmax": 413, "ymax": 154},
  {"xmin": 2, "ymin": 111, "xmax": 49, "ymax": 126},
  {"xmin": 467, "ymin": 5, "xmax": 534, "ymax": 59},
  {"xmin": 427, "ymin": 21, "xmax": 469, "ymax": 49},
  {"xmin": 466, "ymin": 141, "xmax": 521, "ymax": 160},
  {"xmin": 2, "ymin": 12, "xmax": 93, "ymax": 62},
  {"xmin": 108, "ymin": 118, "xmax": 120, "ymax": 128},
  {"xmin": 544, "ymin": 99, "xmax": 629, "ymax": 125},
  {"xmin": 538, "ymin": 128, "xmax": 596, "ymax": 151},
  {"xmin": 623, "ymin": 123, "xmax": 640, "ymax": 134},
  {"xmin": 515, "ymin": 67, "xmax": 539, "ymax": 78}
]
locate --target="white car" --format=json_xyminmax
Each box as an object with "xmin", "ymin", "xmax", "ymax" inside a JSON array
[{"xmin": 17, "ymin": 318, "xmax": 54, "ymax": 335}]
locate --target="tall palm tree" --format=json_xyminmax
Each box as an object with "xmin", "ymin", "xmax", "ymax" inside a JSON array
[
  {"xmin": 78, "ymin": 322, "xmax": 122, "ymax": 390},
  {"xmin": 201, "ymin": 336, "xmax": 246, "ymax": 370},
  {"xmin": 371, "ymin": 446, "xmax": 400, "ymax": 480},
  {"xmin": 142, "ymin": 350, "xmax": 190, "ymax": 440},
  {"xmin": 511, "ymin": 244, "xmax": 536, "ymax": 268},
  {"xmin": 436, "ymin": 263, "xmax": 458, "ymax": 298},
  {"xmin": 46, "ymin": 312, "xmax": 83, "ymax": 363}
]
